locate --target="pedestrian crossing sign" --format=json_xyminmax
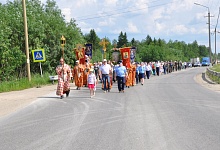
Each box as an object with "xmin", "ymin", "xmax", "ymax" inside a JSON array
[{"xmin": 32, "ymin": 49, "xmax": 46, "ymax": 62}]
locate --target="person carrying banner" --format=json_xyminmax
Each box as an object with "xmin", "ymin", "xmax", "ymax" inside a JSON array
[
  {"xmin": 72, "ymin": 60, "xmax": 84, "ymax": 90},
  {"xmin": 131, "ymin": 62, "xmax": 136, "ymax": 86},
  {"xmin": 83, "ymin": 63, "xmax": 90, "ymax": 86},
  {"xmin": 125, "ymin": 66, "xmax": 132, "ymax": 88},
  {"xmin": 56, "ymin": 58, "xmax": 71, "ymax": 99}
]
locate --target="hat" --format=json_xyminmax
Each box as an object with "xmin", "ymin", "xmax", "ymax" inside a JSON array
[
  {"xmin": 89, "ymin": 68, "xmax": 94, "ymax": 72},
  {"xmin": 118, "ymin": 60, "xmax": 122, "ymax": 64},
  {"xmin": 76, "ymin": 60, "xmax": 79, "ymax": 63},
  {"xmin": 103, "ymin": 59, "xmax": 107, "ymax": 62}
]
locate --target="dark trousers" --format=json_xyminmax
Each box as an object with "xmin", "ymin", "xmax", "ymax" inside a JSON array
[
  {"xmin": 156, "ymin": 67, "xmax": 160, "ymax": 76},
  {"xmin": 135, "ymin": 72, "xmax": 139, "ymax": 84},
  {"xmin": 146, "ymin": 71, "xmax": 151, "ymax": 79},
  {"xmin": 164, "ymin": 67, "xmax": 167, "ymax": 74},
  {"xmin": 117, "ymin": 76, "xmax": 125, "ymax": 91},
  {"xmin": 152, "ymin": 69, "xmax": 156, "ymax": 75}
]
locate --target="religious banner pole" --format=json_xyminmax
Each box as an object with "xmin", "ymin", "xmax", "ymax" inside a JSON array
[{"xmin": 99, "ymin": 38, "xmax": 109, "ymax": 59}]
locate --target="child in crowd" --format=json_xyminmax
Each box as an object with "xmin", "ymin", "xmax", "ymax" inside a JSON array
[{"xmin": 87, "ymin": 68, "xmax": 96, "ymax": 98}]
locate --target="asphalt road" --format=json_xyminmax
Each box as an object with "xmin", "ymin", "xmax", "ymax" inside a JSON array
[{"xmin": 0, "ymin": 67, "xmax": 220, "ymax": 150}]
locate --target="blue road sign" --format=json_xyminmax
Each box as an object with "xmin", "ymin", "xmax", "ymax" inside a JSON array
[{"xmin": 32, "ymin": 49, "xmax": 46, "ymax": 62}]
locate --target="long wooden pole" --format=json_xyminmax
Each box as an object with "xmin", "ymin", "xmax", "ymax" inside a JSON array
[{"xmin": 22, "ymin": 0, "xmax": 31, "ymax": 81}]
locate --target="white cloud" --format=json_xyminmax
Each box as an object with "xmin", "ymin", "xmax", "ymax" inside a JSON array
[
  {"xmin": 98, "ymin": 17, "xmax": 116, "ymax": 27},
  {"xmin": 126, "ymin": 22, "xmax": 139, "ymax": 33},
  {"xmin": 172, "ymin": 25, "xmax": 188, "ymax": 35},
  {"xmin": 152, "ymin": 7, "xmax": 165, "ymax": 20},
  {"xmin": 104, "ymin": 0, "xmax": 118, "ymax": 6},
  {"xmin": 61, "ymin": 8, "xmax": 71, "ymax": 22},
  {"xmin": 154, "ymin": 22, "xmax": 165, "ymax": 33},
  {"xmin": 75, "ymin": 0, "xmax": 97, "ymax": 7}
]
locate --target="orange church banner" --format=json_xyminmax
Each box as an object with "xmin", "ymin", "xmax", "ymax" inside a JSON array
[
  {"xmin": 74, "ymin": 44, "xmax": 85, "ymax": 64},
  {"xmin": 120, "ymin": 47, "xmax": 131, "ymax": 68}
]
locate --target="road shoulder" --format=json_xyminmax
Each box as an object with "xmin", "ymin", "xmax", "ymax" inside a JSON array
[
  {"xmin": 0, "ymin": 84, "xmax": 57, "ymax": 117},
  {"xmin": 194, "ymin": 72, "xmax": 220, "ymax": 93}
]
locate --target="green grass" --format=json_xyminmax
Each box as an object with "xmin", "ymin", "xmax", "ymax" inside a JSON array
[
  {"xmin": 211, "ymin": 64, "xmax": 220, "ymax": 72},
  {"xmin": 0, "ymin": 72, "xmax": 53, "ymax": 93},
  {"xmin": 207, "ymin": 64, "xmax": 220, "ymax": 84}
]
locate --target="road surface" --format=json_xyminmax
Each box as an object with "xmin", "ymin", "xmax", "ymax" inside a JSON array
[{"xmin": 0, "ymin": 67, "xmax": 220, "ymax": 150}]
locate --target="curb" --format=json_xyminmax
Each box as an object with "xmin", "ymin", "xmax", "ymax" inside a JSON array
[{"xmin": 202, "ymin": 72, "xmax": 216, "ymax": 84}]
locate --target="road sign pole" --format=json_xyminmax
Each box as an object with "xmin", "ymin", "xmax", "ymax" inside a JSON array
[{"xmin": 39, "ymin": 62, "xmax": 43, "ymax": 77}]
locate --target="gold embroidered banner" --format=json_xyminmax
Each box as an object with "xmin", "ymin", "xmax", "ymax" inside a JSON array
[
  {"xmin": 120, "ymin": 47, "xmax": 131, "ymax": 68},
  {"xmin": 74, "ymin": 44, "xmax": 85, "ymax": 64}
]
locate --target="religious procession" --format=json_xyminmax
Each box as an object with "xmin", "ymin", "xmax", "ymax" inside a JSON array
[{"xmin": 55, "ymin": 43, "xmax": 186, "ymax": 99}]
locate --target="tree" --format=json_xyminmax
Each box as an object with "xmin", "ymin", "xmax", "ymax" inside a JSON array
[{"xmin": 117, "ymin": 31, "xmax": 128, "ymax": 48}]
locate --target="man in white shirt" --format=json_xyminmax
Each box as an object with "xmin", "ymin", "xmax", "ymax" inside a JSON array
[{"xmin": 99, "ymin": 59, "xmax": 112, "ymax": 92}]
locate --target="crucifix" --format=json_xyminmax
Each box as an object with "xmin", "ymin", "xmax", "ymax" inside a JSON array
[{"xmin": 99, "ymin": 38, "xmax": 109, "ymax": 59}]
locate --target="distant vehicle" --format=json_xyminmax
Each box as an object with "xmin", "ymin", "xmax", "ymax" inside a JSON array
[
  {"xmin": 194, "ymin": 61, "xmax": 201, "ymax": 67},
  {"xmin": 190, "ymin": 57, "xmax": 200, "ymax": 67},
  {"xmin": 201, "ymin": 57, "xmax": 210, "ymax": 66},
  {"xmin": 187, "ymin": 62, "xmax": 192, "ymax": 68}
]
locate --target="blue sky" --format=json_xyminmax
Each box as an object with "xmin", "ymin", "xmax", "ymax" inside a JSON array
[{"xmin": 1, "ymin": 0, "xmax": 220, "ymax": 54}]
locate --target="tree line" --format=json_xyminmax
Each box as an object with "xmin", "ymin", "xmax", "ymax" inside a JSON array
[{"xmin": 0, "ymin": 0, "xmax": 217, "ymax": 82}]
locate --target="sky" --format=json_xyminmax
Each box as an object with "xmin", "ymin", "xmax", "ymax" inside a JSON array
[{"xmin": 1, "ymin": 0, "xmax": 220, "ymax": 54}]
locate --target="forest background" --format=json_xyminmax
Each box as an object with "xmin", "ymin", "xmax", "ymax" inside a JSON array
[{"xmin": 0, "ymin": 0, "xmax": 219, "ymax": 83}]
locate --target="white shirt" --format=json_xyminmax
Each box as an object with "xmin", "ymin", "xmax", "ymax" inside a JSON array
[
  {"xmin": 88, "ymin": 73, "xmax": 96, "ymax": 84},
  {"xmin": 146, "ymin": 65, "xmax": 152, "ymax": 71},
  {"xmin": 100, "ymin": 64, "xmax": 111, "ymax": 74}
]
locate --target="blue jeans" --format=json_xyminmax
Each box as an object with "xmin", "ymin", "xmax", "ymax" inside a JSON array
[{"xmin": 102, "ymin": 74, "xmax": 110, "ymax": 91}]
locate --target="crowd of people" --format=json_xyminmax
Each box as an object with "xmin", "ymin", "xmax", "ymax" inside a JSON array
[{"xmin": 55, "ymin": 58, "xmax": 188, "ymax": 99}]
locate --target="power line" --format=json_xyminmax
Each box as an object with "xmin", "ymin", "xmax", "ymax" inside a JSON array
[
  {"xmin": 76, "ymin": 2, "xmax": 173, "ymax": 21},
  {"xmin": 75, "ymin": 0, "xmax": 162, "ymax": 19}
]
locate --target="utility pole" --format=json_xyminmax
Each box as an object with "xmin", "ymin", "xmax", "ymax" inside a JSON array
[
  {"xmin": 208, "ymin": 11, "xmax": 212, "ymax": 65},
  {"xmin": 214, "ymin": 7, "xmax": 220, "ymax": 64},
  {"xmin": 22, "ymin": 0, "xmax": 31, "ymax": 81},
  {"xmin": 194, "ymin": 3, "xmax": 213, "ymax": 65}
]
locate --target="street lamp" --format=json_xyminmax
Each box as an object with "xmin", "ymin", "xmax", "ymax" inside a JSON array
[
  {"xmin": 194, "ymin": 2, "xmax": 212, "ymax": 65},
  {"xmin": 61, "ymin": 35, "xmax": 66, "ymax": 59}
]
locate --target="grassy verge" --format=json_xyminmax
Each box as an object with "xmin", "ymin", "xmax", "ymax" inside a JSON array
[
  {"xmin": 207, "ymin": 64, "xmax": 220, "ymax": 84},
  {"xmin": 0, "ymin": 72, "xmax": 53, "ymax": 93},
  {"xmin": 211, "ymin": 64, "xmax": 220, "ymax": 72}
]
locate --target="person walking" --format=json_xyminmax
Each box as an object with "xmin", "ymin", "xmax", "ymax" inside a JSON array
[
  {"xmin": 87, "ymin": 68, "xmax": 96, "ymax": 98},
  {"xmin": 72, "ymin": 60, "xmax": 84, "ymax": 90},
  {"xmin": 93, "ymin": 62, "xmax": 99, "ymax": 79},
  {"xmin": 99, "ymin": 59, "xmax": 112, "ymax": 93},
  {"xmin": 138, "ymin": 62, "xmax": 146, "ymax": 85},
  {"xmin": 56, "ymin": 58, "xmax": 71, "ymax": 99},
  {"xmin": 135, "ymin": 62, "xmax": 140, "ymax": 85},
  {"xmin": 145, "ymin": 62, "xmax": 152, "ymax": 79},
  {"xmin": 115, "ymin": 61, "xmax": 127, "ymax": 93},
  {"xmin": 156, "ymin": 61, "xmax": 160, "ymax": 76}
]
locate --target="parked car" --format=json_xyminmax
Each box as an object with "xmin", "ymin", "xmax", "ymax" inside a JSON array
[
  {"xmin": 194, "ymin": 62, "xmax": 201, "ymax": 67},
  {"xmin": 187, "ymin": 62, "xmax": 192, "ymax": 68}
]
